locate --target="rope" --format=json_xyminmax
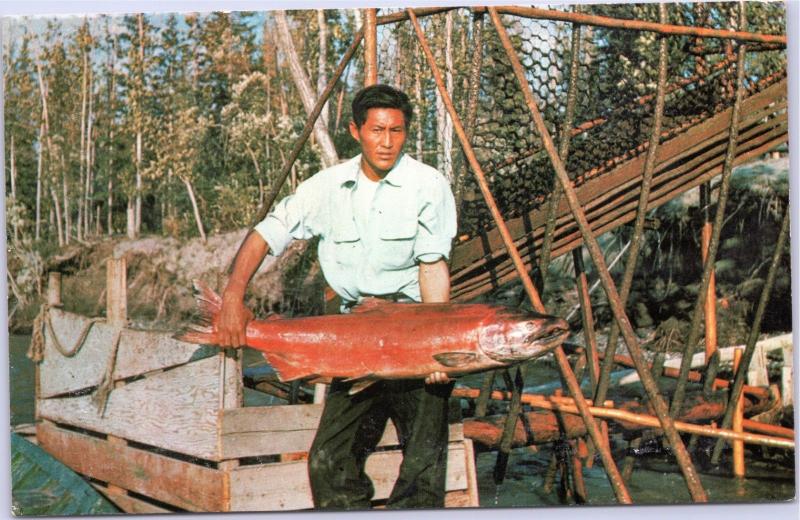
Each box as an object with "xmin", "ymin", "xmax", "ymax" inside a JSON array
[
  {"xmin": 92, "ymin": 327, "xmax": 124, "ymax": 417},
  {"xmin": 28, "ymin": 302, "xmax": 122, "ymax": 417},
  {"xmin": 28, "ymin": 304, "xmax": 104, "ymax": 363},
  {"xmin": 27, "ymin": 304, "xmax": 49, "ymax": 363}
]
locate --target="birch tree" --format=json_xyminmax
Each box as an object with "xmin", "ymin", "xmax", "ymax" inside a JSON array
[
  {"xmin": 434, "ymin": 11, "xmax": 455, "ymax": 182},
  {"xmin": 273, "ymin": 11, "xmax": 338, "ymax": 167},
  {"xmin": 317, "ymin": 9, "xmax": 329, "ymax": 128}
]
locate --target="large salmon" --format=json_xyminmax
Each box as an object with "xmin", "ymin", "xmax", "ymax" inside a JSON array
[{"xmin": 179, "ymin": 282, "xmax": 570, "ymax": 387}]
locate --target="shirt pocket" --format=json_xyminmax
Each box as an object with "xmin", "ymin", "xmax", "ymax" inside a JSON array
[
  {"xmin": 329, "ymin": 217, "xmax": 361, "ymax": 266},
  {"xmin": 376, "ymin": 211, "xmax": 417, "ymax": 270}
]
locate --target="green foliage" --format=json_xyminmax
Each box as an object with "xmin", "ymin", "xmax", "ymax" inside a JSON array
[{"xmin": 3, "ymin": 5, "xmax": 787, "ymax": 252}]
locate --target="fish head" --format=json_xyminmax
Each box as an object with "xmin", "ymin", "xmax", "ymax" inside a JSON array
[{"xmin": 478, "ymin": 309, "xmax": 570, "ymax": 363}]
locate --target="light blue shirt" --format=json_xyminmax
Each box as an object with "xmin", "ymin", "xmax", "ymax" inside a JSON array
[{"xmin": 254, "ymin": 153, "xmax": 457, "ymax": 303}]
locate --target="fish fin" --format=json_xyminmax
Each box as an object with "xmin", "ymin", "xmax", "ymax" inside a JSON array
[
  {"xmin": 351, "ymin": 298, "xmax": 391, "ymax": 313},
  {"xmin": 175, "ymin": 280, "xmax": 223, "ymax": 345},
  {"xmin": 192, "ymin": 279, "xmax": 223, "ymax": 320},
  {"xmin": 347, "ymin": 379, "xmax": 378, "ymax": 395},
  {"xmin": 173, "ymin": 324, "xmax": 217, "ymax": 345},
  {"xmin": 262, "ymin": 352, "xmax": 314, "ymax": 382},
  {"xmin": 433, "ymin": 351, "xmax": 479, "ymax": 367}
]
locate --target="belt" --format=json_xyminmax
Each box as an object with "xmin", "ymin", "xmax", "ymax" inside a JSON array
[
  {"xmin": 364, "ymin": 293, "xmax": 410, "ymax": 302},
  {"xmin": 341, "ymin": 293, "xmax": 413, "ymax": 313}
]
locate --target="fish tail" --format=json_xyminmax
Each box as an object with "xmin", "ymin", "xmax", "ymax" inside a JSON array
[{"xmin": 174, "ymin": 280, "xmax": 221, "ymax": 345}]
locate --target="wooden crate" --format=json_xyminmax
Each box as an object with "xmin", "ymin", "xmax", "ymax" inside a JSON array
[{"xmin": 35, "ymin": 269, "xmax": 479, "ymax": 512}]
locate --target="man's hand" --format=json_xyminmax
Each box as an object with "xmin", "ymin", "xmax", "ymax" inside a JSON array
[
  {"xmin": 420, "ymin": 259, "xmax": 452, "ymax": 385},
  {"xmin": 217, "ymin": 293, "xmax": 254, "ymax": 348},
  {"xmin": 425, "ymin": 371, "xmax": 451, "ymax": 385},
  {"xmin": 217, "ymin": 231, "xmax": 269, "ymax": 348}
]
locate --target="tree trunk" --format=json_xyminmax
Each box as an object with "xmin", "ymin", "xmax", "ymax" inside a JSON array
[
  {"xmin": 181, "ymin": 175, "xmax": 207, "ymax": 242},
  {"xmin": 78, "ymin": 40, "xmax": 88, "ymax": 242},
  {"xmin": 135, "ymin": 13, "xmax": 145, "ymax": 236},
  {"xmin": 106, "ymin": 20, "xmax": 117, "ymax": 237},
  {"xmin": 36, "ymin": 60, "xmax": 57, "ymax": 243},
  {"xmin": 36, "ymin": 123, "xmax": 43, "ymax": 240},
  {"xmin": 126, "ymin": 198, "xmax": 135, "ymax": 239},
  {"xmin": 62, "ymin": 151, "xmax": 70, "ymax": 244},
  {"xmin": 50, "ymin": 186, "xmax": 64, "ymax": 247},
  {"xmin": 10, "ymin": 134, "xmax": 16, "ymax": 199},
  {"xmin": 414, "ymin": 46, "xmax": 423, "ymax": 161},
  {"xmin": 85, "ymin": 63, "xmax": 94, "ymax": 238},
  {"xmin": 317, "ymin": 9, "xmax": 329, "ymax": 128},
  {"xmin": 10, "ymin": 135, "xmax": 19, "ymax": 243},
  {"xmin": 274, "ymin": 11, "xmax": 338, "ymax": 167},
  {"xmin": 434, "ymin": 11, "xmax": 454, "ymax": 182},
  {"xmin": 108, "ymin": 177, "xmax": 113, "ymax": 235},
  {"xmin": 135, "ymin": 133, "xmax": 142, "ymax": 235}
]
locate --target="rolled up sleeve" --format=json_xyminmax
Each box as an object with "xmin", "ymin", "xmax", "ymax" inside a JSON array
[
  {"xmin": 254, "ymin": 181, "xmax": 319, "ymax": 256},
  {"xmin": 414, "ymin": 173, "xmax": 457, "ymax": 262}
]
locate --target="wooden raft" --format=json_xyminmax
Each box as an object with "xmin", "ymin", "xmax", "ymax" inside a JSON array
[{"xmin": 35, "ymin": 262, "xmax": 479, "ymax": 513}]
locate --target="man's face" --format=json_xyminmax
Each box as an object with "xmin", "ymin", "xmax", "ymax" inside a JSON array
[{"xmin": 349, "ymin": 108, "xmax": 407, "ymax": 180}]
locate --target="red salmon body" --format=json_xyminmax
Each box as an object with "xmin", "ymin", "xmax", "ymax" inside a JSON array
[{"xmin": 180, "ymin": 282, "xmax": 570, "ymax": 385}]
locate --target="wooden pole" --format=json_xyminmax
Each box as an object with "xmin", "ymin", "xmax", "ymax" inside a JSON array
[
  {"xmin": 733, "ymin": 348, "xmax": 745, "ymax": 477},
  {"xmin": 487, "ymin": 6, "xmax": 707, "ymax": 502},
  {"xmin": 477, "ymin": 5, "xmax": 786, "ymax": 45},
  {"xmin": 106, "ymin": 258, "xmax": 127, "ymax": 326},
  {"xmin": 453, "ymin": 388, "xmax": 794, "ymax": 450},
  {"xmin": 407, "ymin": 8, "xmax": 631, "ymax": 504},
  {"xmin": 47, "ymin": 272, "xmax": 62, "ymax": 307},
  {"xmin": 701, "ymin": 184, "xmax": 718, "ymax": 361},
  {"xmin": 364, "ymin": 8, "xmax": 378, "ymax": 86}
]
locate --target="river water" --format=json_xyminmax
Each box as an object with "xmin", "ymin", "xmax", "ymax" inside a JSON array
[{"xmin": 9, "ymin": 334, "xmax": 795, "ymax": 510}]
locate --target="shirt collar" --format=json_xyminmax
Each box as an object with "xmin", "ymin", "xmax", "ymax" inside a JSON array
[{"xmin": 338, "ymin": 153, "xmax": 406, "ymax": 188}]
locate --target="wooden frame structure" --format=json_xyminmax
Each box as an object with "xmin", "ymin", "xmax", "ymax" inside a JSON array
[{"xmin": 34, "ymin": 260, "xmax": 479, "ymax": 512}]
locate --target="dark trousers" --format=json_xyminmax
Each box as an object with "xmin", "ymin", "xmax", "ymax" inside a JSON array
[{"xmin": 308, "ymin": 378, "xmax": 454, "ymax": 510}]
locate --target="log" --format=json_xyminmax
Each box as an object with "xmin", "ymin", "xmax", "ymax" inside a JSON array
[{"xmin": 464, "ymin": 391, "xmax": 794, "ymax": 449}]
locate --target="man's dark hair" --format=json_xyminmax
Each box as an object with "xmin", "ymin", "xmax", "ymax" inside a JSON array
[{"xmin": 351, "ymin": 84, "xmax": 413, "ymax": 129}]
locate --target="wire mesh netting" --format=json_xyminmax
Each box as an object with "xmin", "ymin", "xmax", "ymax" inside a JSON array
[{"xmin": 359, "ymin": 3, "xmax": 786, "ymax": 239}]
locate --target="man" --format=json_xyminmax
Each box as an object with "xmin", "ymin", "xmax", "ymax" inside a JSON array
[{"xmin": 216, "ymin": 84, "xmax": 457, "ymax": 509}]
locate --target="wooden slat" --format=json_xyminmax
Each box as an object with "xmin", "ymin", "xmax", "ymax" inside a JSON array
[
  {"xmin": 38, "ymin": 355, "xmax": 237, "ymax": 460},
  {"xmin": 40, "ymin": 308, "xmax": 218, "ymax": 398},
  {"xmin": 221, "ymin": 404, "xmax": 463, "ymax": 459},
  {"xmin": 91, "ymin": 483, "xmax": 171, "ymax": 514},
  {"xmin": 37, "ymin": 421, "xmax": 226, "ymax": 512},
  {"xmin": 39, "ymin": 310, "xmax": 116, "ymax": 398},
  {"xmin": 228, "ymin": 441, "xmax": 467, "ymax": 511},
  {"xmin": 443, "ymin": 440, "xmax": 478, "ymax": 508}
]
